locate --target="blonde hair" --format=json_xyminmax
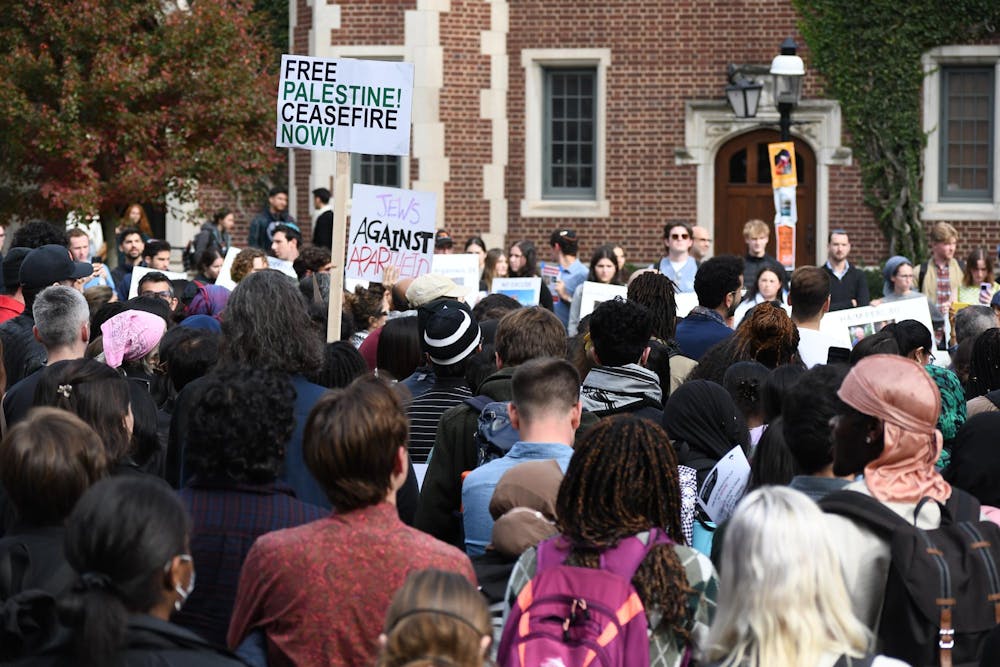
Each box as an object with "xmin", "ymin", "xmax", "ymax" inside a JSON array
[
  {"xmin": 742, "ymin": 219, "xmax": 769, "ymax": 240},
  {"xmin": 704, "ymin": 487, "xmax": 871, "ymax": 666},
  {"xmin": 377, "ymin": 569, "xmax": 491, "ymax": 667},
  {"xmin": 929, "ymin": 221, "xmax": 958, "ymax": 244}
]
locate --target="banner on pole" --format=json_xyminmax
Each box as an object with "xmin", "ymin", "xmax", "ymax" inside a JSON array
[
  {"xmin": 345, "ymin": 184, "xmax": 436, "ymax": 282},
  {"xmin": 277, "ymin": 55, "xmax": 414, "ymax": 155}
]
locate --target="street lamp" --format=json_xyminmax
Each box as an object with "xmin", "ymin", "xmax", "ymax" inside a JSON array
[
  {"xmin": 770, "ymin": 37, "xmax": 805, "ymax": 141},
  {"xmin": 725, "ymin": 65, "xmax": 764, "ymax": 119}
]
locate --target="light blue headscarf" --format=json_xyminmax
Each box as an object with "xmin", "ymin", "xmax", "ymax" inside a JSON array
[{"xmin": 882, "ymin": 255, "xmax": 912, "ymax": 297}]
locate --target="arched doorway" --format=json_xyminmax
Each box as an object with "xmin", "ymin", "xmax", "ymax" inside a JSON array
[{"xmin": 714, "ymin": 130, "xmax": 816, "ymax": 267}]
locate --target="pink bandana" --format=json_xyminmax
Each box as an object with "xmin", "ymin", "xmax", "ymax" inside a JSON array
[
  {"xmin": 838, "ymin": 354, "xmax": 951, "ymax": 504},
  {"xmin": 101, "ymin": 311, "xmax": 166, "ymax": 368}
]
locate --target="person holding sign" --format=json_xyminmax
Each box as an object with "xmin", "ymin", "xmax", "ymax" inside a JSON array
[
  {"xmin": 546, "ymin": 229, "xmax": 587, "ymax": 329},
  {"xmin": 507, "ymin": 240, "xmax": 554, "ymax": 311},
  {"xmin": 567, "ymin": 244, "xmax": 622, "ymax": 336}
]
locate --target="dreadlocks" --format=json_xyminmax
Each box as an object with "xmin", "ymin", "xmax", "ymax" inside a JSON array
[
  {"xmin": 556, "ymin": 414, "xmax": 693, "ymax": 643},
  {"xmin": 627, "ymin": 271, "xmax": 678, "ymax": 342}
]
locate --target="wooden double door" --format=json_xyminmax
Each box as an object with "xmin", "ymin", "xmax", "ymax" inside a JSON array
[{"xmin": 714, "ymin": 129, "xmax": 816, "ymax": 267}]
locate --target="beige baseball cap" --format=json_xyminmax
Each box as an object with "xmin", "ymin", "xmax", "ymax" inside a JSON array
[{"xmin": 404, "ymin": 273, "xmax": 466, "ymax": 307}]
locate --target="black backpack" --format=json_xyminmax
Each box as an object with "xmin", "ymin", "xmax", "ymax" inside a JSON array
[{"xmin": 820, "ymin": 489, "xmax": 1000, "ymax": 667}]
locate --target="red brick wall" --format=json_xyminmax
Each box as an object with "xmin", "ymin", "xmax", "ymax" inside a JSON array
[
  {"xmin": 439, "ymin": 0, "xmax": 492, "ymax": 244},
  {"xmin": 505, "ymin": 0, "xmax": 821, "ymax": 266},
  {"xmin": 290, "ymin": 0, "xmax": 998, "ymax": 272}
]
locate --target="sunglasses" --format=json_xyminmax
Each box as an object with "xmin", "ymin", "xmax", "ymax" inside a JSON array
[{"xmin": 670, "ymin": 233, "xmax": 689, "ymax": 240}]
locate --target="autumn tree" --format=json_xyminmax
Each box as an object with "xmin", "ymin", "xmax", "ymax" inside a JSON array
[{"xmin": 0, "ymin": 0, "xmax": 281, "ymax": 231}]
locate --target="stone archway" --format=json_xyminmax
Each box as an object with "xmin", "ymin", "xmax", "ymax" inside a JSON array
[
  {"xmin": 677, "ymin": 97, "xmax": 852, "ymax": 264},
  {"xmin": 714, "ymin": 129, "xmax": 816, "ymax": 265}
]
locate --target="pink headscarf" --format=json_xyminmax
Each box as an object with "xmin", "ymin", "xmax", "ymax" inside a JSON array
[
  {"xmin": 101, "ymin": 310, "xmax": 166, "ymax": 368},
  {"xmin": 838, "ymin": 354, "xmax": 951, "ymax": 504}
]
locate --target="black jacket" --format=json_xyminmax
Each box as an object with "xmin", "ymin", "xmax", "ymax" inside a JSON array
[
  {"xmin": 16, "ymin": 614, "xmax": 245, "ymax": 666},
  {"xmin": 0, "ymin": 312, "xmax": 44, "ymax": 391},
  {"xmin": 823, "ymin": 263, "xmax": 871, "ymax": 311}
]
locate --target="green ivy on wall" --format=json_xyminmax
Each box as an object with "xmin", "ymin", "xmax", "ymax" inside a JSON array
[{"xmin": 792, "ymin": 0, "xmax": 999, "ymax": 262}]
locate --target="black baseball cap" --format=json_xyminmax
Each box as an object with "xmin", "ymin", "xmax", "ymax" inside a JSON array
[{"xmin": 19, "ymin": 244, "xmax": 93, "ymax": 289}]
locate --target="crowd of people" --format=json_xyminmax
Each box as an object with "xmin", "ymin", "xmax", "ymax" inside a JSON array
[{"xmin": 1, "ymin": 204, "xmax": 1000, "ymax": 667}]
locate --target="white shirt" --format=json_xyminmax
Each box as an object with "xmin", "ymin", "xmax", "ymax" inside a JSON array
[{"xmin": 796, "ymin": 326, "xmax": 842, "ymax": 368}]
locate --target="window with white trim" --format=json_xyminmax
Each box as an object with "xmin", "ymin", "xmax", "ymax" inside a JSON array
[
  {"xmin": 922, "ymin": 46, "xmax": 1000, "ymax": 220},
  {"xmin": 521, "ymin": 49, "xmax": 610, "ymax": 218}
]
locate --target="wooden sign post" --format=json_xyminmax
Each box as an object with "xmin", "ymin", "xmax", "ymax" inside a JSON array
[{"xmin": 326, "ymin": 151, "xmax": 350, "ymax": 342}]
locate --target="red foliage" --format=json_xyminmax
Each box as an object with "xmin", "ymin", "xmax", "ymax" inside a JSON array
[{"xmin": 0, "ymin": 0, "xmax": 281, "ymax": 221}]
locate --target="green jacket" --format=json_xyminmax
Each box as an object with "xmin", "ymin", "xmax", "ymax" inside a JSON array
[{"xmin": 414, "ymin": 366, "xmax": 599, "ymax": 548}]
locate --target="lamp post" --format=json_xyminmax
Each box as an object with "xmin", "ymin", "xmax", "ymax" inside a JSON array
[
  {"xmin": 770, "ymin": 37, "xmax": 805, "ymax": 141},
  {"xmin": 725, "ymin": 64, "xmax": 764, "ymax": 119}
]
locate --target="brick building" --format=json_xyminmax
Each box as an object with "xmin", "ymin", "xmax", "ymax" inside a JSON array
[{"xmin": 281, "ymin": 0, "xmax": 1000, "ymax": 271}]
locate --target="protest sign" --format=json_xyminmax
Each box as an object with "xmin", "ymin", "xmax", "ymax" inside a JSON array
[
  {"xmin": 768, "ymin": 141, "xmax": 798, "ymax": 270},
  {"xmin": 213, "ymin": 247, "xmax": 242, "ymax": 291},
  {"xmin": 277, "ymin": 55, "xmax": 414, "ymax": 155},
  {"xmin": 432, "ymin": 253, "xmax": 482, "ymax": 304},
  {"xmin": 578, "ymin": 281, "xmax": 628, "ymax": 319},
  {"xmin": 675, "ymin": 292, "xmax": 698, "ymax": 318},
  {"xmin": 819, "ymin": 295, "xmax": 935, "ymax": 350},
  {"xmin": 345, "ymin": 184, "xmax": 436, "ymax": 282},
  {"xmin": 540, "ymin": 264, "xmax": 560, "ymax": 303},
  {"xmin": 128, "ymin": 266, "xmax": 188, "ymax": 299},
  {"xmin": 697, "ymin": 445, "xmax": 751, "ymax": 524},
  {"xmin": 492, "ymin": 277, "xmax": 541, "ymax": 307}
]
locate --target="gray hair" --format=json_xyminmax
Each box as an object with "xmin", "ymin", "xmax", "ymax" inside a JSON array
[
  {"xmin": 33, "ymin": 285, "xmax": 90, "ymax": 349},
  {"xmin": 955, "ymin": 305, "xmax": 997, "ymax": 345}
]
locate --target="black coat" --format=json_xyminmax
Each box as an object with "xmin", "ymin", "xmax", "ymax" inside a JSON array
[{"xmin": 15, "ymin": 614, "xmax": 245, "ymax": 666}]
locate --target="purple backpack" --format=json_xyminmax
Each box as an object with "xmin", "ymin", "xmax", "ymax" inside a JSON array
[{"xmin": 498, "ymin": 529, "xmax": 673, "ymax": 667}]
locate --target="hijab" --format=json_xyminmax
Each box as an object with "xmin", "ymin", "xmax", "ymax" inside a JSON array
[
  {"xmin": 663, "ymin": 380, "xmax": 750, "ymax": 463},
  {"xmin": 838, "ymin": 354, "xmax": 951, "ymax": 503},
  {"xmin": 943, "ymin": 413, "xmax": 1000, "ymax": 507}
]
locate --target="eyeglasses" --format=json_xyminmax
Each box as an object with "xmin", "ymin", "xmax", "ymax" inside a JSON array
[
  {"xmin": 670, "ymin": 233, "xmax": 689, "ymax": 240},
  {"xmin": 141, "ymin": 290, "xmax": 173, "ymax": 300}
]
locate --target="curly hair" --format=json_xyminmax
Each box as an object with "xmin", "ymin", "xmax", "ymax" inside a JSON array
[
  {"xmin": 186, "ymin": 366, "xmax": 295, "ymax": 483},
  {"xmin": 731, "ymin": 302, "xmax": 800, "ymax": 369},
  {"xmin": 12, "ymin": 220, "xmax": 69, "ymax": 249},
  {"xmin": 588, "ymin": 297, "xmax": 653, "ymax": 366},
  {"xmin": 628, "ymin": 271, "xmax": 678, "ymax": 341},
  {"xmin": 344, "ymin": 284, "xmax": 386, "ymax": 332},
  {"xmin": 230, "ymin": 248, "xmax": 268, "ymax": 284},
  {"xmin": 556, "ymin": 415, "xmax": 693, "ymax": 644},
  {"xmin": 220, "ymin": 270, "xmax": 324, "ymax": 374}
]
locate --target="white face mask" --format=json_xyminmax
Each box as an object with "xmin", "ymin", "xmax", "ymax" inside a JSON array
[{"xmin": 169, "ymin": 554, "xmax": 196, "ymax": 612}]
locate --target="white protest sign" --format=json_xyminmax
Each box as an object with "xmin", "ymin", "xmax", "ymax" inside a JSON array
[
  {"xmin": 578, "ymin": 281, "xmax": 628, "ymax": 319},
  {"xmin": 213, "ymin": 247, "xmax": 242, "ymax": 291},
  {"xmin": 492, "ymin": 277, "xmax": 541, "ymax": 307},
  {"xmin": 819, "ymin": 295, "xmax": 935, "ymax": 350},
  {"xmin": 697, "ymin": 445, "xmax": 751, "ymax": 524},
  {"xmin": 432, "ymin": 254, "xmax": 481, "ymax": 304},
  {"xmin": 128, "ymin": 266, "xmax": 189, "ymax": 299},
  {"xmin": 346, "ymin": 184, "xmax": 436, "ymax": 282},
  {"xmin": 277, "ymin": 55, "xmax": 414, "ymax": 155},
  {"xmin": 675, "ymin": 292, "xmax": 698, "ymax": 318}
]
